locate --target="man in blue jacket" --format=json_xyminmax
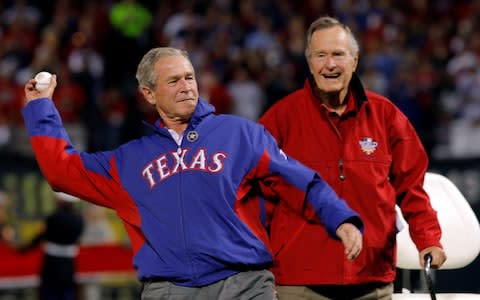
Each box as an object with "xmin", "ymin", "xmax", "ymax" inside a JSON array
[{"xmin": 22, "ymin": 47, "xmax": 363, "ymax": 300}]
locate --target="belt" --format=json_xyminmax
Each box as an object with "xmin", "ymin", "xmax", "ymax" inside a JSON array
[{"xmin": 44, "ymin": 242, "xmax": 79, "ymax": 258}]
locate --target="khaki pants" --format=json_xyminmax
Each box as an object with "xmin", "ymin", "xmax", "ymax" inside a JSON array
[
  {"xmin": 141, "ymin": 270, "xmax": 276, "ymax": 300},
  {"xmin": 276, "ymin": 283, "xmax": 393, "ymax": 300}
]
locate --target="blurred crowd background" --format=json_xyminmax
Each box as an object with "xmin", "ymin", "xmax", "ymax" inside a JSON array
[
  {"xmin": 1, "ymin": 0, "xmax": 480, "ymax": 299},
  {"xmin": 0, "ymin": 0, "xmax": 479, "ymax": 157}
]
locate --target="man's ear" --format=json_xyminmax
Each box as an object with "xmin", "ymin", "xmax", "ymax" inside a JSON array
[
  {"xmin": 353, "ymin": 55, "xmax": 359, "ymax": 72},
  {"xmin": 141, "ymin": 86, "xmax": 155, "ymax": 106}
]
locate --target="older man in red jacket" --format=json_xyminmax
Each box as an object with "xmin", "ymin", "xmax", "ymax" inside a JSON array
[{"xmin": 259, "ymin": 16, "xmax": 446, "ymax": 300}]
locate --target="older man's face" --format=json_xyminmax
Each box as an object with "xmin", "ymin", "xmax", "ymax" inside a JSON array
[{"xmin": 307, "ymin": 26, "xmax": 358, "ymax": 100}]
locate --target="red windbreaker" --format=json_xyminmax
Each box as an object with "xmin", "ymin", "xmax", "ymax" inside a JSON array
[{"xmin": 259, "ymin": 74, "xmax": 442, "ymax": 285}]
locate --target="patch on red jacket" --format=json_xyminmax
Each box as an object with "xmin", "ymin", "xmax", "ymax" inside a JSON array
[{"xmin": 358, "ymin": 137, "xmax": 378, "ymax": 155}]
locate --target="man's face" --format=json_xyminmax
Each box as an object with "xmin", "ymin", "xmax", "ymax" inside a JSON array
[
  {"xmin": 143, "ymin": 55, "xmax": 199, "ymax": 121},
  {"xmin": 307, "ymin": 26, "xmax": 358, "ymax": 98}
]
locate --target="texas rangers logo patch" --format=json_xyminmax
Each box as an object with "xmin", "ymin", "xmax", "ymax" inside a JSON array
[{"xmin": 358, "ymin": 137, "xmax": 378, "ymax": 155}]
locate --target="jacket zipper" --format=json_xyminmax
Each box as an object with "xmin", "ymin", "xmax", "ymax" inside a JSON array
[
  {"xmin": 170, "ymin": 132, "xmax": 195, "ymax": 282},
  {"xmin": 179, "ymin": 133, "xmax": 198, "ymax": 282},
  {"xmin": 338, "ymin": 158, "xmax": 345, "ymax": 181},
  {"xmin": 326, "ymin": 113, "xmax": 346, "ymax": 182}
]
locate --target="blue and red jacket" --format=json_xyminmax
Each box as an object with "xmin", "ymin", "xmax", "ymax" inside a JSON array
[{"xmin": 22, "ymin": 98, "xmax": 362, "ymax": 287}]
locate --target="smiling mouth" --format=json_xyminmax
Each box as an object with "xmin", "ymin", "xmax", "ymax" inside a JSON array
[
  {"xmin": 177, "ymin": 98, "xmax": 196, "ymax": 102},
  {"xmin": 322, "ymin": 73, "xmax": 341, "ymax": 79}
]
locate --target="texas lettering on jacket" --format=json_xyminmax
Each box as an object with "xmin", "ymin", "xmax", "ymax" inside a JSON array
[{"xmin": 142, "ymin": 147, "xmax": 227, "ymax": 188}]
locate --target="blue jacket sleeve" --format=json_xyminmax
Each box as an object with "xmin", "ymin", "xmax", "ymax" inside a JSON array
[{"xmin": 21, "ymin": 99, "xmax": 121, "ymax": 210}]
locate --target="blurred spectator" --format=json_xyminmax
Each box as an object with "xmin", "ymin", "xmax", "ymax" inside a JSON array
[
  {"xmin": 19, "ymin": 191, "xmax": 84, "ymax": 300},
  {"xmin": 135, "ymin": 88, "xmax": 158, "ymax": 127},
  {"xmin": 50, "ymin": 67, "xmax": 89, "ymax": 152},
  {"xmin": 0, "ymin": 61, "xmax": 23, "ymax": 148},
  {"xmin": 67, "ymin": 18, "xmax": 105, "ymax": 104},
  {"xmin": 14, "ymin": 25, "xmax": 62, "ymax": 86},
  {"xmin": 162, "ymin": 2, "xmax": 198, "ymax": 42},
  {"xmin": 53, "ymin": 67, "xmax": 87, "ymax": 124},
  {"xmin": 109, "ymin": 0, "xmax": 152, "ymax": 40},
  {"xmin": 93, "ymin": 86, "xmax": 128, "ymax": 150},
  {"xmin": 227, "ymin": 65, "xmax": 266, "ymax": 121},
  {"xmin": 282, "ymin": 14, "xmax": 310, "ymax": 82},
  {"xmin": 442, "ymin": 50, "xmax": 480, "ymax": 158},
  {"xmin": 2, "ymin": 0, "xmax": 42, "ymax": 28},
  {"xmin": 199, "ymin": 68, "xmax": 233, "ymax": 114},
  {"xmin": 78, "ymin": 204, "xmax": 115, "ymax": 300},
  {"xmin": 361, "ymin": 63, "xmax": 389, "ymax": 95},
  {"xmin": 1, "ymin": 12, "xmax": 39, "ymax": 73},
  {"xmin": 80, "ymin": 204, "xmax": 115, "ymax": 245},
  {"xmin": 0, "ymin": 121, "xmax": 10, "ymax": 151},
  {"xmin": 0, "ymin": 191, "xmax": 15, "ymax": 244},
  {"xmin": 106, "ymin": 0, "xmax": 153, "ymax": 86},
  {"xmin": 244, "ymin": 16, "xmax": 280, "ymax": 54},
  {"xmin": 301, "ymin": 0, "xmax": 332, "ymax": 24}
]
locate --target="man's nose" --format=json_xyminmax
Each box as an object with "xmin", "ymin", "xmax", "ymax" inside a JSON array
[
  {"xmin": 324, "ymin": 55, "xmax": 337, "ymax": 68},
  {"xmin": 178, "ymin": 78, "xmax": 190, "ymax": 91}
]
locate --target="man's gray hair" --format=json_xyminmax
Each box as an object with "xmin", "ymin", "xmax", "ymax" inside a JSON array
[
  {"xmin": 305, "ymin": 16, "xmax": 360, "ymax": 59},
  {"xmin": 136, "ymin": 47, "xmax": 190, "ymax": 90}
]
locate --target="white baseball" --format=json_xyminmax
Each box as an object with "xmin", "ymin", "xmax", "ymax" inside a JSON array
[{"xmin": 34, "ymin": 71, "xmax": 52, "ymax": 91}]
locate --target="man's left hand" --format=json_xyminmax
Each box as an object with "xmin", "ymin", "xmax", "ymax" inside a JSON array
[
  {"xmin": 419, "ymin": 246, "xmax": 447, "ymax": 269},
  {"xmin": 336, "ymin": 223, "xmax": 362, "ymax": 261}
]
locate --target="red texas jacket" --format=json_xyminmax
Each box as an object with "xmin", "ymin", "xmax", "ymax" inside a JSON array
[{"xmin": 259, "ymin": 74, "xmax": 442, "ymax": 285}]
